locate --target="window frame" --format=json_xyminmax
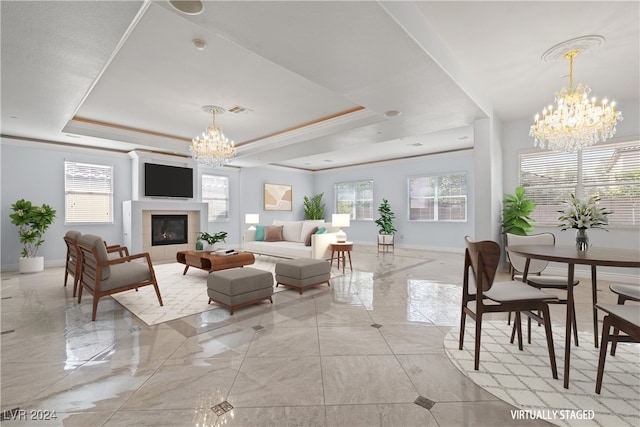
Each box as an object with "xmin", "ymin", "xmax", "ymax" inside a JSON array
[
  {"xmin": 407, "ymin": 171, "xmax": 468, "ymax": 222},
  {"xmin": 201, "ymin": 174, "xmax": 230, "ymax": 222},
  {"xmin": 334, "ymin": 180, "xmax": 374, "ymax": 221},
  {"xmin": 64, "ymin": 160, "xmax": 114, "ymax": 224},
  {"xmin": 519, "ymin": 140, "xmax": 640, "ymax": 228}
]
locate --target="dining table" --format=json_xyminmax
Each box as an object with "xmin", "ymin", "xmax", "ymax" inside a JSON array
[{"xmin": 506, "ymin": 244, "xmax": 640, "ymax": 389}]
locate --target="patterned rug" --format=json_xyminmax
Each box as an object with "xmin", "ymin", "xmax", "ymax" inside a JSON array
[
  {"xmin": 111, "ymin": 257, "xmax": 286, "ymax": 326},
  {"xmin": 444, "ymin": 321, "xmax": 640, "ymax": 427}
]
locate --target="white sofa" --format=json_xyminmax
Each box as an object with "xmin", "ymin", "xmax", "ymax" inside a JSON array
[{"xmin": 243, "ymin": 220, "xmax": 338, "ymax": 260}]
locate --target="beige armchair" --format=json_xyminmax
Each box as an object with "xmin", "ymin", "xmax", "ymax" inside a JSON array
[{"xmin": 77, "ymin": 234, "xmax": 163, "ymax": 321}]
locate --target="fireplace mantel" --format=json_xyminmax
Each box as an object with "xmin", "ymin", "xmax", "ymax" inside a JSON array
[{"xmin": 123, "ymin": 200, "xmax": 208, "ymax": 260}]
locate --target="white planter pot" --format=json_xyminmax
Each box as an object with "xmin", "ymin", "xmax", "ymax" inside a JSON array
[
  {"xmin": 378, "ymin": 234, "xmax": 394, "ymax": 245},
  {"xmin": 19, "ymin": 256, "xmax": 44, "ymax": 273}
]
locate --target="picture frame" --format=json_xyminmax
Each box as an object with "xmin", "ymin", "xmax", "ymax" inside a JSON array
[{"xmin": 264, "ymin": 183, "xmax": 292, "ymax": 211}]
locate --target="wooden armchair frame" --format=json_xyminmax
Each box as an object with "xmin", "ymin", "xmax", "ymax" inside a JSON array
[{"xmin": 77, "ymin": 235, "xmax": 163, "ymax": 321}]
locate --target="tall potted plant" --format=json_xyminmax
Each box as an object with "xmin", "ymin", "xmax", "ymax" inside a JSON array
[
  {"xmin": 375, "ymin": 198, "xmax": 397, "ymax": 246},
  {"xmin": 501, "ymin": 186, "xmax": 535, "ymax": 236},
  {"xmin": 10, "ymin": 199, "xmax": 57, "ymax": 273},
  {"xmin": 303, "ymin": 193, "xmax": 325, "ymax": 220}
]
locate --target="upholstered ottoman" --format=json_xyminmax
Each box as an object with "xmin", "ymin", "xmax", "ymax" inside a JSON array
[
  {"xmin": 275, "ymin": 258, "xmax": 331, "ymax": 294},
  {"xmin": 207, "ymin": 267, "xmax": 273, "ymax": 315}
]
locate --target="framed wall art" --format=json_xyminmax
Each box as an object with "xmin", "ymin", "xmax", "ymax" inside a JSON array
[{"xmin": 264, "ymin": 183, "xmax": 292, "ymax": 211}]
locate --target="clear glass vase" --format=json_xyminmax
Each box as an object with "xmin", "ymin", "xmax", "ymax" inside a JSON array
[{"xmin": 575, "ymin": 228, "xmax": 589, "ymax": 252}]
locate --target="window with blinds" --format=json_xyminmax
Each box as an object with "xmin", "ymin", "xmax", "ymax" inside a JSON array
[
  {"xmin": 520, "ymin": 141, "xmax": 640, "ymax": 227},
  {"xmin": 65, "ymin": 161, "xmax": 113, "ymax": 223},
  {"xmin": 408, "ymin": 172, "xmax": 467, "ymax": 221},
  {"xmin": 335, "ymin": 180, "xmax": 374, "ymax": 220},
  {"xmin": 202, "ymin": 174, "xmax": 229, "ymax": 221}
]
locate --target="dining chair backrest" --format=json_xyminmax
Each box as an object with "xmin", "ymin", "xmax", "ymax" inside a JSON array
[
  {"xmin": 464, "ymin": 236, "xmax": 500, "ymax": 292},
  {"xmin": 506, "ymin": 232, "xmax": 554, "ymax": 275}
]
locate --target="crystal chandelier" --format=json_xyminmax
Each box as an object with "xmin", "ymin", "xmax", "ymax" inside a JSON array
[
  {"xmin": 530, "ymin": 49, "xmax": 623, "ymax": 152},
  {"xmin": 190, "ymin": 106, "xmax": 235, "ymax": 167}
]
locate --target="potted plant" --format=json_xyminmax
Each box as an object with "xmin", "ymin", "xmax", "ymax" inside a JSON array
[
  {"xmin": 557, "ymin": 193, "xmax": 610, "ymax": 252},
  {"xmin": 303, "ymin": 193, "xmax": 325, "ymax": 220},
  {"xmin": 375, "ymin": 198, "xmax": 397, "ymax": 247},
  {"xmin": 196, "ymin": 231, "xmax": 228, "ymax": 251},
  {"xmin": 501, "ymin": 186, "xmax": 535, "ymax": 236},
  {"xmin": 10, "ymin": 199, "xmax": 57, "ymax": 273}
]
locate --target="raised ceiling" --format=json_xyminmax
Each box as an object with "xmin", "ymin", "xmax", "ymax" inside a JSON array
[{"xmin": 1, "ymin": 1, "xmax": 638, "ymax": 170}]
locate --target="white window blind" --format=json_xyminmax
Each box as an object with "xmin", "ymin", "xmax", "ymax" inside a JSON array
[
  {"xmin": 335, "ymin": 180, "xmax": 373, "ymax": 220},
  {"xmin": 409, "ymin": 173, "xmax": 467, "ymax": 221},
  {"xmin": 520, "ymin": 141, "xmax": 640, "ymax": 227},
  {"xmin": 65, "ymin": 161, "xmax": 113, "ymax": 223},
  {"xmin": 202, "ymin": 174, "xmax": 229, "ymax": 221}
]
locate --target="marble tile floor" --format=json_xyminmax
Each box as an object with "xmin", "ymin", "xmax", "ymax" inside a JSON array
[{"xmin": 0, "ymin": 245, "xmax": 630, "ymax": 427}]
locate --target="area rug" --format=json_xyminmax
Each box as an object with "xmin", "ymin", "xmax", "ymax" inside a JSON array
[
  {"xmin": 444, "ymin": 321, "xmax": 640, "ymax": 427},
  {"xmin": 111, "ymin": 257, "xmax": 286, "ymax": 326}
]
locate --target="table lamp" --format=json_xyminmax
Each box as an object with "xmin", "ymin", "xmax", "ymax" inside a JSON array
[
  {"xmin": 332, "ymin": 214, "xmax": 350, "ymax": 243},
  {"xmin": 245, "ymin": 214, "xmax": 259, "ymax": 230}
]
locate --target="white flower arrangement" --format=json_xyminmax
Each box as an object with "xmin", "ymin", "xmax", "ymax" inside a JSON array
[{"xmin": 557, "ymin": 194, "xmax": 610, "ymax": 230}]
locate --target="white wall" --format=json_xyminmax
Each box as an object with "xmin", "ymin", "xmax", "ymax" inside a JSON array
[
  {"xmin": 1, "ymin": 138, "xmax": 132, "ymax": 269},
  {"xmin": 314, "ymin": 150, "xmax": 475, "ymax": 251},
  {"xmin": 239, "ymin": 166, "xmax": 315, "ymax": 226}
]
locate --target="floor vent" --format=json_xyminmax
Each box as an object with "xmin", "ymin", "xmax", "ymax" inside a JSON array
[
  {"xmin": 252, "ymin": 325, "xmax": 264, "ymax": 331},
  {"xmin": 212, "ymin": 401, "xmax": 233, "ymax": 416},
  {"xmin": 414, "ymin": 395, "xmax": 435, "ymax": 410},
  {"xmin": 371, "ymin": 323, "xmax": 383, "ymax": 329},
  {"xmin": 1, "ymin": 330, "xmax": 15, "ymax": 335}
]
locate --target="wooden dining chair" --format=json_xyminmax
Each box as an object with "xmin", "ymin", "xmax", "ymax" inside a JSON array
[
  {"xmin": 459, "ymin": 236, "xmax": 559, "ymax": 378},
  {"xmin": 608, "ymin": 284, "xmax": 640, "ymax": 356},
  {"xmin": 506, "ymin": 232, "xmax": 580, "ymax": 346},
  {"xmin": 594, "ymin": 303, "xmax": 640, "ymax": 394}
]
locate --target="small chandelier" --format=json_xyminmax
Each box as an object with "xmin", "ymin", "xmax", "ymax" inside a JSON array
[
  {"xmin": 190, "ymin": 106, "xmax": 235, "ymax": 167},
  {"xmin": 530, "ymin": 49, "xmax": 623, "ymax": 152}
]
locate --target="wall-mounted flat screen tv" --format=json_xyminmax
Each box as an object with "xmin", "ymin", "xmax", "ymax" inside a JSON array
[{"xmin": 144, "ymin": 163, "xmax": 193, "ymax": 198}]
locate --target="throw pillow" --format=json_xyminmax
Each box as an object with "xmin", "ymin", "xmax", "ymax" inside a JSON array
[
  {"xmin": 304, "ymin": 226, "xmax": 319, "ymax": 246},
  {"xmin": 255, "ymin": 225, "xmax": 265, "ymax": 241},
  {"xmin": 264, "ymin": 225, "xmax": 284, "ymax": 242},
  {"xmin": 315, "ymin": 227, "xmax": 327, "ymax": 234}
]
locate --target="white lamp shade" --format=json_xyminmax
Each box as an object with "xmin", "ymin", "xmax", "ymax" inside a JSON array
[
  {"xmin": 245, "ymin": 214, "xmax": 259, "ymax": 224},
  {"xmin": 332, "ymin": 214, "xmax": 350, "ymax": 228},
  {"xmin": 245, "ymin": 214, "xmax": 259, "ymax": 230}
]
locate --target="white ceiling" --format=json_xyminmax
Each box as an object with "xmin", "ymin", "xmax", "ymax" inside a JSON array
[{"xmin": 1, "ymin": 1, "xmax": 638, "ymax": 171}]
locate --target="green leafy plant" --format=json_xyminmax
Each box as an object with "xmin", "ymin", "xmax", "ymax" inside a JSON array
[
  {"xmin": 558, "ymin": 194, "xmax": 610, "ymax": 230},
  {"xmin": 303, "ymin": 193, "xmax": 325, "ymax": 220},
  {"xmin": 197, "ymin": 231, "xmax": 228, "ymax": 245},
  {"xmin": 501, "ymin": 186, "xmax": 535, "ymax": 235},
  {"xmin": 375, "ymin": 199, "xmax": 397, "ymax": 235},
  {"xmin": 10, "ymin": 199, "xmax": 57, "ymax": 258}
]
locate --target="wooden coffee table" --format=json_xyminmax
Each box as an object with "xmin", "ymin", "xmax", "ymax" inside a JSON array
[{"xmin": 176, "ymin": 250, "xmax": 255, "ymax": 275}]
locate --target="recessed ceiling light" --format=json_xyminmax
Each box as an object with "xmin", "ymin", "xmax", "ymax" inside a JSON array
[
  {"xmin": 168, "ymin": 0, "xmax": 204, "ymax": 15},
  {"xmin": 458, "ymin": 136, "xmax": 469, "ymax": 140},
  {"xmin": 192, "ymin": 39, "xmax": 206, "ymax": 51},
  {"xmin": 384, "ymin": 110, "xmax": 401, "ymax": 118}
]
